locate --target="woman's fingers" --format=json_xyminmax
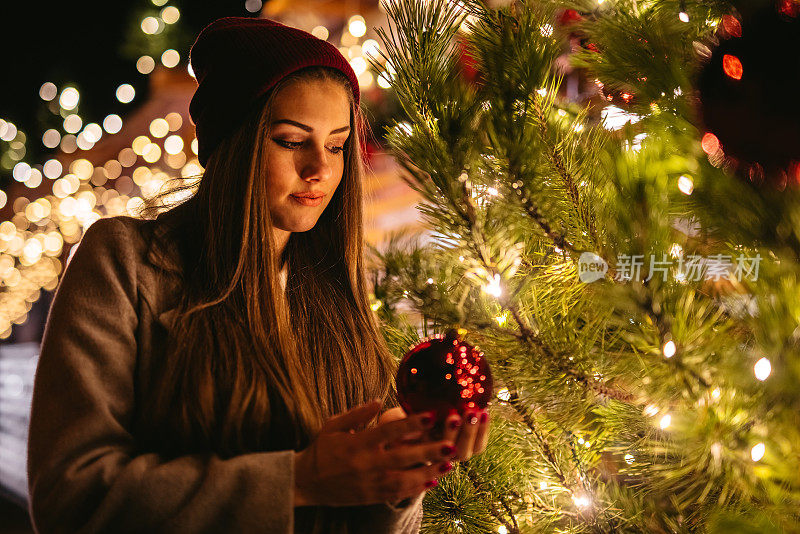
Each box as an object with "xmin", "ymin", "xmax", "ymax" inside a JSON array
[
  {"xmin": 378, "ymin": 406, "xmax": 406, "ymax": 425},
  {"xmin": 474, "ymin": 411, "xmax": 490, "ymax": 454},
  {"xmin": 453, "ymin": 410, "xmax": 480, "ymax": 461},
  {"xmin": 381, "ymin": 439, "xmax": 457, "ymax": 470},
  {"xmin": 364, "ymin": 411, "xmax": 434, "ymax": 448},
  {"xmin": 378, "ymin": 460, "xmax": 454, "ymax": 501},
  {"xmin": 321, "ymin": 399, "xmax": 383, "ymax": 433},
  {"xmin": 442, "ymin": 410, "xmax": 462, "ymax": 444}
]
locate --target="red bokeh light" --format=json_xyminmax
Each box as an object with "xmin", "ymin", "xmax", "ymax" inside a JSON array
[
  {"xmin": 702, "ymin": 132, "xmax": 721, "ymax": 154},
  {"xmin": 723, "ymin": 54, "xmax": 743, "ymax": 80},
  {"xmin": 722, "ymin": 15, "xmax": 742, "ymax": 37},
  {"xmin": 779, "ymin": 0, "xmax": 800, "ymax": 17}
]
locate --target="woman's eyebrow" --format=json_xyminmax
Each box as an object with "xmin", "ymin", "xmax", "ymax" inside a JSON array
[{"xmin": 271, "ymin": 119, "xmax": 350, "ymax": 134}]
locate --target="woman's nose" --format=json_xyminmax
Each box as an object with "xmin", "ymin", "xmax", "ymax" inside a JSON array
[{"xmin": 300, "ymin": 144, "xmax": 333, "ymax": 182}]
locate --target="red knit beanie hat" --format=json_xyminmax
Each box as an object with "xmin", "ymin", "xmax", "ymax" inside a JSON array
[{"xmin": 188, "ymin": 16, "xmax": 361, "ymax": 167}]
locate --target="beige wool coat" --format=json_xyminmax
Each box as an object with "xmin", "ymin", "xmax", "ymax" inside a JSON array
[{"xmin": 26, "ymin": 215, "xmax": 423, "ymax": 533}]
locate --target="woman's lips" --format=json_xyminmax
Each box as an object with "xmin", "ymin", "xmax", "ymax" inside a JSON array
[{"xmin": 291, "ymin": 194, "xmax": 324, "ymax": 207}]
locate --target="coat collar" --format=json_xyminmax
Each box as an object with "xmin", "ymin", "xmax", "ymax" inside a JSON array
[{"xmin": 145, "ymin": 215, "xmax": 183, "ymax": 276}]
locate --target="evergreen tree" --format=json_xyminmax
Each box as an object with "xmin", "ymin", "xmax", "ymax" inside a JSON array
[{"xmin": 366, "ymin": 0, "xmax": 800, "ymax": 531}]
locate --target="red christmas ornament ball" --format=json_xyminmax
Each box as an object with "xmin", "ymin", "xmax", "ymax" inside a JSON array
[{"xmin": 396, "ymin": 329, "xmax": 493, "ymax": 422}]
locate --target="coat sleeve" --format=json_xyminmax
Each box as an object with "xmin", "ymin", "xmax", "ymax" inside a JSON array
[
  {"xmin": 26, "ymin": 217, "xmax": 296, "ymax": 534},
  {"xmin": 353, "ymin": 493, "xmax": 424, "ymax": 533}
]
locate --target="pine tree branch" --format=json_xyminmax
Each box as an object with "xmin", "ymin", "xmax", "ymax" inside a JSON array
[
  {"xmin": 505, "ymin": 302, "xmax": 634, "ymax": 403},
  {"xmin": 638, "ymin": 279, "xmax": 712, "ymax": 392},
  {"xmin": 463, "ymin": 463, "xmax": 520, "ymax": 534},
  {"xmin": 531, "ymin": 96, "xmax": 600, "ymax": 250}
]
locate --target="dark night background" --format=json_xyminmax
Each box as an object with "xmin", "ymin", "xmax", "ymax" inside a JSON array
[{"xmin": 1, "ymin": 0, "xmax": 263, "ymax": 189}]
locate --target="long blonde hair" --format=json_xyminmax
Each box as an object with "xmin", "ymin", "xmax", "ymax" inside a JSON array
[{"xmin": 140, "ymin": 66, "xmax": 396, "ymax": 457}]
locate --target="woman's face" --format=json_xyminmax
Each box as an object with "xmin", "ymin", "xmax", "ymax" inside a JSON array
[{"xmin": 263, "ymin": 78, "xmax": 352, "ymax": 250}]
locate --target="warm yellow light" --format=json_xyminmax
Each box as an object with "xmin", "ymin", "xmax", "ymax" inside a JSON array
[
  {"xmin": 161, "ymin": 6, "xmax": 180, "ymax": 24},
  {"xmin": 63, "ymin": 114, "xmax": 82, "ymax": 134},
  {"xmin": 42, "ymin": 129, "xmax": 61, "ymax": 148},
  {"xmin": 59, "ymin": 87, "xmax": 80, "ymax": 110},
  {"xmin": 24, "ymin": 169, "xmax": 43, "ymax": 189},
  {"xmin": 678, "ymin": 175, "xmax": 694, "ymax": 195},
  {"xmin": 142, "ymin": 143, "xmax": 162, "ymax": 163},
  {"xmin": 659, "ymin": 414, "xmax": 672, "ymax": 429},
  {"xmin": 662, "ymin": 340, "xmax": 676, "ymax": 358},
  {"xmin": 136, "ymin": 56, "xmax": 155, "ymax": 75},
  {"xmin": 348, "ymin": 15, "xmax": 367, "ymax": 38},
  {"xmin": 71, "ymin": 159, "xmax": 94, "ymax": 180},
  {"xmin": 164, "ymin": 135, "xmax": 184, "ymax": 154},
  {"xmin": 165, "ymin": 112, "xmax": 183, "ymax": 131},
  {"xmin": 39, "ymin": 82, "xmax": 57, "ymax": 101},
  {"xmin": 350, "ymin": 56, "xmax": 368, "ymax": 76},
  {"xmin": 116, "ymin": 84, "xmax": 136, "ymax": 104},
  {"xmin": 83, "ymin": 123, "xmax": 102, "ymax": 143},
  {"xmin": 754, "ymin": 357, "xmax": 771, "ymax": 381},
  {"xmin": 141, "ymin": 16, "xmax": 160, "ymax": 35},
  {"xmin": 311, "ymin": 26, "xmax": 329, "ymax": 40},
  {"xmin": 751, "ymin": 442, "xmax": 765, "ymax": 462},
  {"xmin": 132, "ymin": 135, "xmax": 151, "ymax": 156},
  {"xmin": 149, "ymin": 118, "xmax": 170, "ymax": 138},
  {"xmin": 358, "ymin": 71, "xmax": 374, "ymax": 88},
  {"xmin": 103, "ymin": 114, "xmax": 123, "ymax": 134},
  {"xmin": 12, "ymin": 162, "xmax": 31, "ymax": 182},
  {"xmin": 482, "ymin": 273, "xmax": 502, "ymax": 297},
  {"xmin": 161, "ymin": 49, "xmax": 180, "ymax": 68}
]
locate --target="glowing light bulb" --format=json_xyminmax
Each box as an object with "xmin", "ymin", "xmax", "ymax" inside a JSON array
[
  {"xmin": 754, "ymin": 357, "xmax": 771, "ymax": 381},
  {"xmin": 497, "ymin": 388, "xmax": 510, "ymax": 402},
  {"xmin": 751, "ymin": 442, "xmax": 765, "ymax": 462},
  {"xmin": 662, "ymin": 340, "xmax": 676, "ymax": 359},
  {"xmin": 678, "ymin": 175, "xmax": 694, "ymax": 195},
  {"xmin": 679, "ymin": 11, "xmax": 690, "ymax": 22},
  {"xmin": 624, "ymin": 453, "xmax": 635, "ymax": 464},
  {"xmin": 572, "ymin": 494, "xmax": 591, "ymax": 508},
  {"xmin": 659, "ymin": 414, "xmax": 672, "ymax": 429},
  {"xmin": 482, "ymin": 273, "xmax": 502, "ymax": 297}
]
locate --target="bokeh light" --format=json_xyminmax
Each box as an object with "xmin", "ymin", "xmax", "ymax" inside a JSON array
[{"xmin": 116, "ymin": 84, "xmax": 136, "ymax": 104}]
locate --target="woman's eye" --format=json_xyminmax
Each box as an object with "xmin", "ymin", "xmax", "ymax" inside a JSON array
[
  {"xmin": 274, "ymin": 139, "xmax": 302, "ymax": 149},
  {"xmin": 274, "ymin": 138, "xmax": 345, "ymax": 155}
]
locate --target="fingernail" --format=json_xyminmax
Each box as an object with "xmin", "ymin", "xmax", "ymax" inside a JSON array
[
  {"xmin": 438, "ymin": 462, "xmax": 452, "ymax": 473},
  {"xmin": 425, "ymin": 479, "xmax": 438, "ymax": 488},
  {"xmin": 448, "ymin": 418, "xmax": 461, "ymax": 430},
  {"xmin": 479, "ymin": 411, "xmax": 488, "ymax": 423},
  {"xmin": 467, "ymin": 412, "xmax": 479, "ymax": 425},
  {"xmin": 441, "ymin": 444, "xmax": 456, "ymax": 456}
]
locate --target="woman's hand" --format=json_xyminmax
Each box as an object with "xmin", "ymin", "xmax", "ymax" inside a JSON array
[
  {"xmin": 293, "ymin": 400, "xmax": 457, "ymax": 507},
  {"xmin": 379, "ymin": 406, "xmax": 490, "ymax": 462},
  {"xmin": 441, "ymin": 408, "xmax": 490, "ymax": 461}
]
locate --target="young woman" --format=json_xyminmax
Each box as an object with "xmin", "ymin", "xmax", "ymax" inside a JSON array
[{"xmin": 26, "ymin": 17, "xmax": 490, "ymax": 534}]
